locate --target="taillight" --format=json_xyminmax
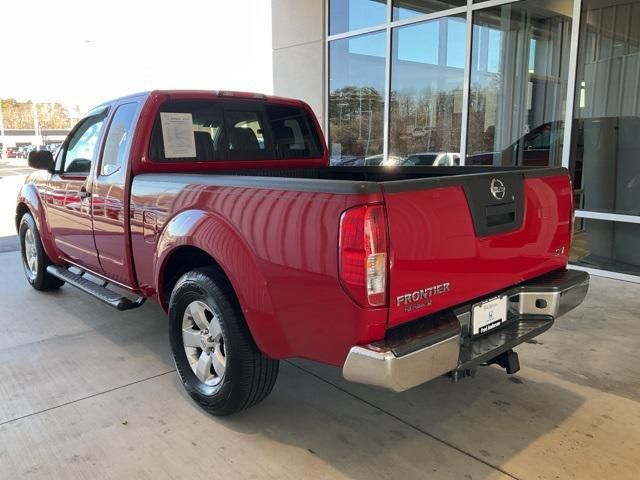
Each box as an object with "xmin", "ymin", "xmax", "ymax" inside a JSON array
[{"xmin": 339, "ymin": 204, "xmax": 388, "ymax": 307}]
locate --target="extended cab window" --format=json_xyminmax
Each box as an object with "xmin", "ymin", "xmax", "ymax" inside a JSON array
[
  {"xmin": 62, "ymin": 109, "xmax": 108, "ymax": 174},
  {"xmin": 149, "ymin": 100, "xmax": 322, "ymax": 162},
  {"xmin": 101, "ymin": 103, "xmax": 138, "ymax": 176}
]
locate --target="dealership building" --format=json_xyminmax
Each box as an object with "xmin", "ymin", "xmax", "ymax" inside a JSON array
[{"xmin": 272, "ymin": 0, "xmax": 640, "ymax": 282}]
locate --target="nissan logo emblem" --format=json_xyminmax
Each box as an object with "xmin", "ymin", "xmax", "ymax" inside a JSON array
[{"xmin": 490, "ymin": 178, "xmax": 506, "ymax": 200}]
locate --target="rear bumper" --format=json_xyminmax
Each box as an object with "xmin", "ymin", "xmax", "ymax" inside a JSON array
[{"xmin": 342, "ymin": 269, "xmax": 589, "ymax": 392}]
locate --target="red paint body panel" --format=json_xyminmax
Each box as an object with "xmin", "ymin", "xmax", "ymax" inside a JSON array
[
  {"xmin": 44, "ymin": 172, "xmax": 104, "ymax": 272},
  {"xmin": 16, "ymin": 90, "xmax": 573, "ymax": 368},
  {"xmin": 130, "ymin": 178, "xmax": 387, "ymax": 365},
  {"xmin": 384, "ymin": 175, "xmax": 572, "ymax": 327}
]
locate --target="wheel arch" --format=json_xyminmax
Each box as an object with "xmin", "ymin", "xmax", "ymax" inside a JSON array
[
  {"xmin": 160, "ymin": 245, "xmax": 236, "ymax": 312},
  {"xmin": 15, "ymin": 202, "xmax": 30, "ymax": 232},
  {"xmin": 16, "ymin": 184, "xmax": 60, "ymax": 264},
  {"xmin": 154, "ymin": 210, "xmax": 287, "ymax": 359}
]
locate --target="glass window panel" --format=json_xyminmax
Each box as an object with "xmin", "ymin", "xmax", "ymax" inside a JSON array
[
  {"xmin": 265, "ymin": 105, "xmax": 323, "ymax": 159},
  {"xmin": 570, "ymin": 0, "xmax": 640, "ymax": 216},
  {"xmin": 225, "ymin": 110, "xmax": 269, "ymax": 160},
  {"xmin": 571, "ymin": 218, "xmax": 640, "ymax": 277},
  {"xmin": 388, "ymin": 15, "xmax": 465, "ymax": 165},
  {"xmin": 150, "ymin": 100, "xmax": 224, "ymax": 161},
  {"xmin": 467, "ymin": 1, "xmax": 573, "ymax": 167},
  {"xmin": 446, "ymin": 18, "xmax": 466, "ymax": 69},
  {"xmin": 330, "ymin": 0, "xmax": 388, "ymax": 36},
  {"xmin": 393, "ymin": 0, "xmax": 466, "ymax": 21},
  {"xmin": 329, "ymin": 31, "xmax": 387, "ymax": 166},
  {"xmin": 101, "ymin": 103, "xmax": 138, "ymax": 176},
  {"xmin": 63, "ymin": 111, "xmax": 107, "ymax": 174}
]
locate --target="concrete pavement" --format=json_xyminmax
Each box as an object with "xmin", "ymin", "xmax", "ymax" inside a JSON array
[{"xmin": 0, "ymin": 249, "xmax": 638, "ymax": 479}]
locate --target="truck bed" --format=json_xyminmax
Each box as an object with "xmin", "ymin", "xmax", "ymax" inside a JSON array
[{"xmin": 130, "ymin": 165, "xmax": 571, "ymax": 363}]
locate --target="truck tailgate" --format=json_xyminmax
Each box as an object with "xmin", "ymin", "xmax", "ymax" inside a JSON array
[{"xmin": 382, "ymin": 169, "xmax": 573, "ymax": 328}]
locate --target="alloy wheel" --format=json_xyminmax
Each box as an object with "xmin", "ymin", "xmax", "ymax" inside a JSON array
[
  {"xmin": 23, "ymin": 227, "xmax": 38, "ymax": 281},
  {"xmin": 182, "ymin": 300, "xmax": 226, "ymax": 386}
]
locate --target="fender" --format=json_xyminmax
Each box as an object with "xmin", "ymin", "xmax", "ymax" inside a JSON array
[
  {"xmin": 154, "ymin": 209, "xmax": 293, "ymax": 359},
  {"xmin": 17, "ymin": 181, "xmax": 62, "ymax": 265}
]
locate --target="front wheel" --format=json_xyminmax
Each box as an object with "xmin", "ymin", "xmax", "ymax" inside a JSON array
[
  {"xmin": 19, "ymin": 213, "xmax": 64, "ymax": 291},
  {"xmin": 169, "ymin": 267, "xmax": 279, "ymax": 415}
]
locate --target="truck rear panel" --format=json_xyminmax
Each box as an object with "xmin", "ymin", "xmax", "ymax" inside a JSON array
[{"xmin": 381, "ymin": 168, "xmax": 572, "ymax": 328}]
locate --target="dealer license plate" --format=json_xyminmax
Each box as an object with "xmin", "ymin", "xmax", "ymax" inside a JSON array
[{"xmin": 472, "ymin": 296, "xmax": 507, "ymax": 335}]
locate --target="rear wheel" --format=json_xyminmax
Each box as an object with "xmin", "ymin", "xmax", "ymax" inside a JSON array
[
  {"xmin": 19, "ymin": 213, "xmax": 64, "ymax": 291},
  {"xmin": 169, "ymin": 267, "xmax": 279, "ymax": 415}
]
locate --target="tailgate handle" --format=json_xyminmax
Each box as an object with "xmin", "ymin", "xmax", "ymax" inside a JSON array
[{"xmin": 485, "ymin": 202, "xmax": 516, "ymax": 227}]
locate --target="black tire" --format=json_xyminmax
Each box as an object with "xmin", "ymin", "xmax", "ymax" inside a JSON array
[
  {"xmin": 169, "ymin": 267, "xmax": 279, "ymax": 415},
  {"xmin": 19, "ymin": 212, "xmax": 65, "ymax": 291}
]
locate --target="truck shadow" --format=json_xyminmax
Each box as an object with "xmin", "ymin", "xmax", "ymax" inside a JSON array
[{"xmin": 182, "ymin": 359, "xmax": 585, "ymax": 480}]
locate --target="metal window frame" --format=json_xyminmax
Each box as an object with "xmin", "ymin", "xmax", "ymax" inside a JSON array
[
  {"xmin": 562, "ymin": 0, "xmax": 583, "ymax": 170},
  {"xmin": 323, "ymin": 0, "xmax": 640, "ymax": 282},
  {"xmin": 575, "ymin": 210, "xmax": 640, "ymax": 225},
  {"xmin": 459, "ymin": 0, "xmax": 474, "ymax": 164},
  {"xmin": 382, "ymin": 0, "xmax": 393, "ymax": 160}
]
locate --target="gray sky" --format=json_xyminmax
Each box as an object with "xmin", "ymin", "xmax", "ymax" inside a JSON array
[{"xmin": 3, "ymin": 0, "xmax": 273, "ymax": 111}]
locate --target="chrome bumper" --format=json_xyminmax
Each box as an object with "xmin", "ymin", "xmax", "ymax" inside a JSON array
[{"xmin": 343, "ymin": 269, "xmax": 589, "ymax": 392}]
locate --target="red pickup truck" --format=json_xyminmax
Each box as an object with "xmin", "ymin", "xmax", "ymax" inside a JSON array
[{"xmin": 17, "ymin": 90, "xmax": 589, "ymax": 415}]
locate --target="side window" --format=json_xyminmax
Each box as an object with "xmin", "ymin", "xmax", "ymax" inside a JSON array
[
  {"xmin": 101, "ymin": 103, "xmax": 138, "ymax": 176},
  {"xmin": 63, "ymin": 110, "xmax": 107, "ymax": 174},
  {"xmin": 225, "ymin": 110, "xmax": 267, "ymax": 160}
]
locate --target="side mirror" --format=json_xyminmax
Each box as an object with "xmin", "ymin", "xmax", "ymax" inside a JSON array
[{"xmin": 28, "ymin": 150, "xmax": 55, "ymax": 172}]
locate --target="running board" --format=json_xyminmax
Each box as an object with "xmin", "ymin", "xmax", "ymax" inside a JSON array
[{"xmin": 46, "ymin": 265, "xmax": 146, "ymax": 311}]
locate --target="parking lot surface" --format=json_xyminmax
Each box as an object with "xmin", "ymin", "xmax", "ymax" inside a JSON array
[{"xmin": 0, "ymin": 170, "xmax": 638, "ymax": 479}]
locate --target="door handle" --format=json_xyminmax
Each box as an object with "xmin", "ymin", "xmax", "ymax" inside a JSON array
[{"xmin": 79, "ymin": 187, "xmax": 91, "ymax": 199}]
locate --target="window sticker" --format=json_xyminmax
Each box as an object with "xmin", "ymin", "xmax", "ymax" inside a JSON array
[{"xmin": 160, "ymin": 112, "xmax": 196, "ymax": 158}]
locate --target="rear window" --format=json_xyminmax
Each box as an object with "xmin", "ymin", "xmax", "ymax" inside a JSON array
[
  {"xmin": 265, "ymin": 104, "xmax": 321, "ymax": 159},
  {"xmin": 149, "ymin": 100, "xmax": 322, "ymax": 162}
]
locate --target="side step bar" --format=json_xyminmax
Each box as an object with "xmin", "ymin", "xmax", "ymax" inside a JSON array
[{"xmin": 46, "ymin": 265, "xmax": 145, "ymax": 311}]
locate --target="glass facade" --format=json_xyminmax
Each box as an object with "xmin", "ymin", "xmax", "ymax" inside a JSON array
[
  {"xmin": 329, "ymin": 31, "xmax": 387, "ymax": 165},
  {"xmin": 571, "ymin": 218, "xmax": 640, "ymax": 277},
  {"xmin": 389, "ymin": 15, "xmax": 466, "ymax": 166},
  {"xmin": 330, "ymin": 0, "xmax": 388, "ymax": 35},
  {"xmin": 467, "ymin": 2, "xmax": 572, "ymax": 167},
  {"xmin": 568, "ymin": 0, "xmax": 640, "ymax": 276},
  {"xmin": 327, "ymin": 0, "xmax": 640, "ymax": 281}
]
